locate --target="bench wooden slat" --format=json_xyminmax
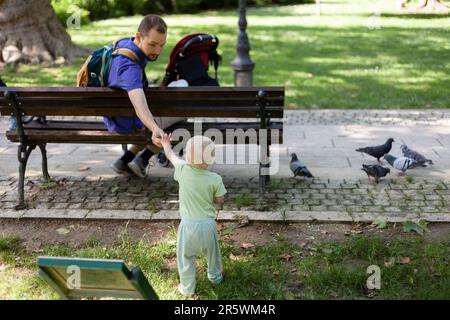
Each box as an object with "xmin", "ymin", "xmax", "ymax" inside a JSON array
[
  {"xmin": 0, "ymin": 87, "xmax": 285, "ymax": 118},
  {"xmin": 6, "ymin": 121, "xmax": 283, "ymax": 144},
  {"xmin": 0, "ymin": 86, "xmax": 284, "ymax": 97},
  {"xmin": 22, "ymin": 120, "xmax": 283, "ymax": 131},
  {"xmin": 0, "ymin": 106, "xmax": 283, "ymax": 118}
]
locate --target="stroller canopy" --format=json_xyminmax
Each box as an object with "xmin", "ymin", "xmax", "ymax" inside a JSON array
[{"xmin": 161, "ymin": 33, "xmax": 221, "ymax": 87}]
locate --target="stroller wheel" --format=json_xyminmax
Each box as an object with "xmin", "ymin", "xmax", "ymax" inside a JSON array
[{"xmin": 157, "ymin": 152, "xmax": 170, "ymax": 167}]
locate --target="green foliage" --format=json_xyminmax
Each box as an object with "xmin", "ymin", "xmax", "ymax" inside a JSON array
[
  {"xmin": 4, "ymin": 1, "xmax": 450, "ymax": 109},
  {"xmin": 403, "ymin": 220, "xmax": 430, "ymax": 235},
  {"xmin": 51, "ymin": 0, "xmax": 90, "ymax": 25},
  {"xmin": 1, "ymin": 232, "xmax": 450, "ymax": 299},
  {"xmin": 234, "ymin": 193, "xmax": 256, "ymax": 208},
  {"xmin": 51, "ymin": 0, "xmax": 314, "ymax": 22},
  {"xmin": 372, "ymin": 220, "xmax": 388, "ymax": 229}
]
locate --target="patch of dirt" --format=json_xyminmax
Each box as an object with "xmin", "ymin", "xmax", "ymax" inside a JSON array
[
  {"xmin": 0, "ymin": 219, "xmax": 177, "ymax": 252},
  {"xmin": 0, "ymin": 219, "xmax": 449, "ymax": 253}
]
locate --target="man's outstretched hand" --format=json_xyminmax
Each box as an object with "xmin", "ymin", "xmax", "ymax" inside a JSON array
[{"xmin": 151, "ymin": 128, "xmax": 164, "ymax": 148}]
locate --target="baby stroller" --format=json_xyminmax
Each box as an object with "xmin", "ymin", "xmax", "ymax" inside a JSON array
[
  {"xmin": 157, "ymin": 33, "xmax": 222, "ymax": 166},
  {"xmin": 161, "ymin": 33, "xmax": 221, "ymax": 87}
]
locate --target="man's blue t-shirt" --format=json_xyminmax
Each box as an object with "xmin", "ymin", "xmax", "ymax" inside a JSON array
[{"xmin": 104, "ymin": 38, "xmax": 148, "ymax": 133}]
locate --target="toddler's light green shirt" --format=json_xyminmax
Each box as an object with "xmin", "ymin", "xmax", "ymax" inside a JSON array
[{"xmin": 173, "ymin": 157, "xmax": 227, "ymax": 219}]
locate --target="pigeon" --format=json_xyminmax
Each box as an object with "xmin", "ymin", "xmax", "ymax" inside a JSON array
[
  {"xmin": 290, "ymin": 153, "xmax": 313, "ymax": 178},
  {"xmin": 383, "ymin": 154, "xmax": 417, "ymax": 176},
  {"xmin": 400, "ymin": 144, "xmax": 433, "ymax": 167},
  {"xmin": 356, "ymin": 138, "xmax": 394, "ymax": 163},
  {"xmin": 361, "ymin": 164, "xmax": 390, "ymax": 183}
]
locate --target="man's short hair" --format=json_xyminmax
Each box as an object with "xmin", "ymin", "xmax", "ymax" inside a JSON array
[{"xmin": 138, "ymin": 14, "xmax": 167, "ymax": 35}]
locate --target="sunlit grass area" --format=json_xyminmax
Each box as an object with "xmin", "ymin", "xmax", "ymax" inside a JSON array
[
  {"xmin": 1, "ymin": 231, "xmax": 449, "ymax": 300},
  {"xmin": 1, "ymin": 0, "xmax": 449, "ymax": 108}
]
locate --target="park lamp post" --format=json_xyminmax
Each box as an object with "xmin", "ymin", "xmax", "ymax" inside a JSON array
[{"xmin": 232, "ymin": 0, "xmax": 255, "ymax": 87}]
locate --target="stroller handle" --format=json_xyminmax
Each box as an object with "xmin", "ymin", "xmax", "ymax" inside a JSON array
[{"xmin": 179, "ymin": 34, "xmax": 219, "ymax": 57}]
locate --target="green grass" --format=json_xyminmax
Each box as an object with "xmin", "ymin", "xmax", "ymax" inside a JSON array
[
  {"xmin": 234, "ymin": 193, "xmax": 256, "ymax": 208},
  {"xmin": 1, "ymin": 231, "xmax": 449, "ymax": 299},
  {"xmin": 1, "ymin": 0, "xmax": 449, "ymax": 109}
]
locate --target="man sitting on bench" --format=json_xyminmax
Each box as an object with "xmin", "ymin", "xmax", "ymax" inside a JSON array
[{"xmin": 103, "ymin": 15, "xmax": 186, "ymax": 178}]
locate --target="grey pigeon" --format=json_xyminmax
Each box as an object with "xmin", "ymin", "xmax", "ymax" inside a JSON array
[
  {"xmin": 361, "ymin": 164, "xmax": 390, "ymax": 183},
  {"xmin": 400, "ymin": 144, "xmax": 433, "ymax": 167},
  {"xmin": 356, "ymin": 138, "xmax": 394, "ymax": 163},
  {"xmin": 290, "ymin": 153, "xmax": 313, "ymax": 178},
  {"xmin": 383, "ymin": 154, "xmax": 417, "ymax": 176}
]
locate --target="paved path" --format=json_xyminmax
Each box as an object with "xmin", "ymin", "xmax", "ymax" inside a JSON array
[{"xmin": 1, "ymin": 110, "xmax": 449, "ymax": 222}]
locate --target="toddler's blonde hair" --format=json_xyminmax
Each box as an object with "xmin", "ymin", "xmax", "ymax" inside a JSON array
[{"xmin": 185, "ymin": 135, "xmax": 216, "ymax": 167}]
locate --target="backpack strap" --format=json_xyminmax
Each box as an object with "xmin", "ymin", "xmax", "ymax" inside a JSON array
[
  {"xmin": 113, "ymin": 48, "xmax": 139, "ymax": 63},
  {"xmin": 104, "ymin": 39, "xmax": 147, "ymax": 87}
]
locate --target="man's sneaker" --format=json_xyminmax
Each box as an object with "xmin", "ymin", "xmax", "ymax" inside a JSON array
[
  {"xmin": 111, "ymin": 158, "xmax": 133, "ymax": 175},
  {"xmin": 157, "ymin": 152, "xmax": 170, "ymax": 167},
  {"xmin": 128, "ymin": 156, "xmax": 147, "ymax": 178}
]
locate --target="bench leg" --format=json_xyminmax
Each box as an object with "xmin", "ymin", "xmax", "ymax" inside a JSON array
[
  {"xmin": 258, "ymin": 138, "xmax": 272, "ymax": 200},
  {"xmin": 259, "ymin": 169, "xmax": 266, "ymax": 200},
  {"xmin": 38, "ymin": 143, "xmax": 51, "ymax": 183},
  {"xmin": 16, "ymin": 144, "xmax": 36, "ymax": 210}
]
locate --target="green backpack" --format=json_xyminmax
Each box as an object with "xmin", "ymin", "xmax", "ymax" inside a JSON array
[{"xmin": 77, "ymin": 38, "xmax": 145, "ymax": 87}]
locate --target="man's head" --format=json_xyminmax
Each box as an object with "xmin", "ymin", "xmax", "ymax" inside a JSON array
[
  {"xmin": 134, "ymin": 15, "xmax": 167, "ymax": 62},
  {"xmin": 185, "ymin": 136, "xmax": 216, "ymax": 169}
]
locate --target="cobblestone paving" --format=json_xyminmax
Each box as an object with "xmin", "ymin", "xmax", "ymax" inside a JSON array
[
  {"xmin": 283, "ymin": 110, "xmax": 450, "ymax": 126},
  {"xmin": 1, "ymin": 175, "xmax": 449, "ymax": 222},
  {"xmin": 1, "ymin": 110, "xmax": 449, "ymax": 222}
]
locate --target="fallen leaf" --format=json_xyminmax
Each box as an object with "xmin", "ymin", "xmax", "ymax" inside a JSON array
[
  {"xmin": 351, "ymin": 229, "xmax": 363, "ymax": 234},
  {"xmin": 329, "ymin": 291, "xmax": 339, "ymax": 299},
  {"xmin": 236, "ymin": 215, "xmax": 249, "ymax": 227},
  {"xmin": 372, "ymin": 220, "xmax": 387, "ymax": 229},
  {"xmin": 273, "ymin": 271, "xmax": 279, "ymax": 276},
  {"xmin": 229, "ymin": 253, "xmax": 243, "ymax": 261},
  {"xmin": 222, "ymin": 235, "xmax": 232, "ymax": 241},
  {"xmin": 78, "ymin": 166, "xmax": 91, "ymax": 172},
  {"xmin": 385, "ymin": 257, "xmax": 396, "ymax": 267},
  {"xmin": 240, "ymin": 242, "xmax": 255, "ymax": 250},
  {"xmin": 56, "ymin": 228, "xmax": 70, "ymax": 235},
  {"xmin": 308, "ymin": 247, "xmax": 318, "ymax": 252},
  {"xmin": 299, "ymin": 242, "xmax": 307, "ymax": 248},
  {"xmin": 400, "ymin": 256, "xmax": 411, "ymax": 265},
  {"xmin": 290, "ymin": 267, "xmax": 297, "ymax": 273},
  {"xmin": 320, "ymin": 230, "xmax": 328, "ymax": 235},
  {"xmin": 216, "ymin": 223, "xmax": 225, "ymax": 231},
  {"xmin": 279, "ymin": 253, "xmax": 292, "ymax": 262},
  {"xmin": 365, "ymin": 290, "xmax": 379, "ymax": 298}
]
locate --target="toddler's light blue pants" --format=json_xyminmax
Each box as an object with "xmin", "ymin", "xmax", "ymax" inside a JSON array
[{"xmin": 177, "ymin": 218, "xmax": 223, "ymax": 296}]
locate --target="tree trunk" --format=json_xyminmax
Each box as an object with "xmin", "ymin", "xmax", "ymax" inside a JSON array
[{"xmin": 0, "ymin": 0, "xmax": 88, "ymax": 67}]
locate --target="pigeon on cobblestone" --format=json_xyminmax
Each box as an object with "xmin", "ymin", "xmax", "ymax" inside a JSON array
[
  {"xmin": 383, "ymin": 154, "xmax": 417, "ymax": 176},
  {"xmin": 356, "ymin": 138, "xmax": 394, "ymax": 163},
  {"xmin": 400, "ymin": 144, "xmax": 433, "ymax": 167},
  {"xmin": 290, "ymin": 153, "xmax": 313, "ymax": 178},
  {"xmin": 361, "ymin": 164, "xmax": 390, "ymax": 183}
]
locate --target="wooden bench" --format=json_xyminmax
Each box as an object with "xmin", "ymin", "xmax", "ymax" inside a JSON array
[{"xmin": 0, "ymin": 87, "xmax": 285, "ymax": 210}]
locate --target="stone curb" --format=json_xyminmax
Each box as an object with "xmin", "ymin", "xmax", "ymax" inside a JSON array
[{"xmin": 2, "ymin": 209, "xmax": 449, "ymax": 223}]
